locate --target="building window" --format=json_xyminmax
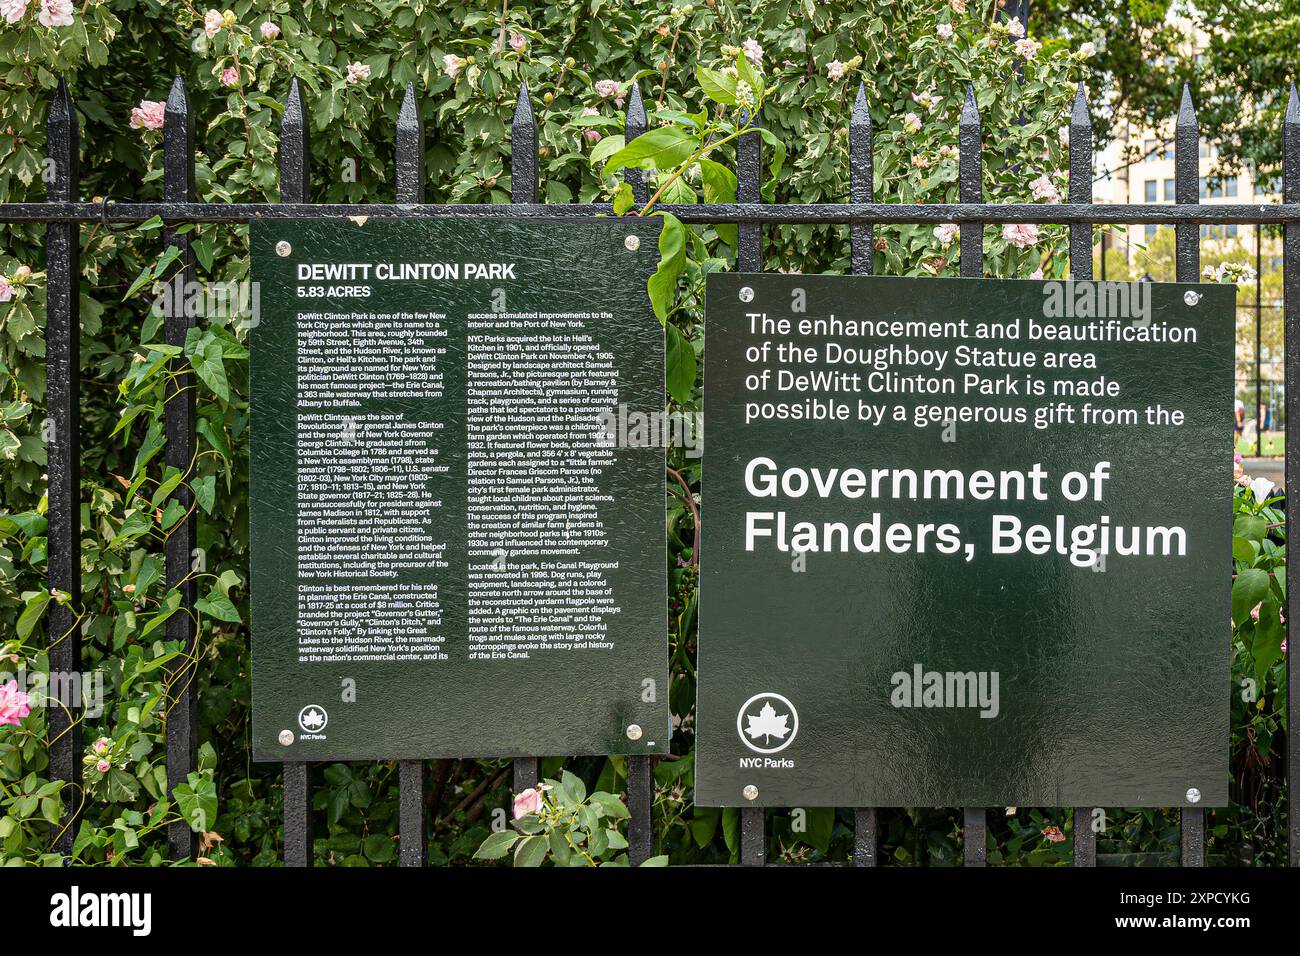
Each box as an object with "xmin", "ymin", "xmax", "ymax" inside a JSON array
[
  {"xmin": 1146, "ymin": 225, "xmax": 1158, "ymax": 241},
  {"xmin": 1225, "ymin": 177, "xmax": 1238, "ymax": 197},
  {"xmin": 1143, "ymin": 138, "xmax": 1158, "ymax": 158},
  {"xmin": 1227, "ymin": 225, "xmax": 1238, "ymax": 238},
  {"xmin": 1164, "ymin": 179, "xmax": 1175, "ymax": 201},
  {"xmin": 1199, "ymin": 176, "xmax": 1207, "ymax": 199},
  {"xmin": 1145, "ymin": 180, "xmax": 1158, "ymax": 202}
]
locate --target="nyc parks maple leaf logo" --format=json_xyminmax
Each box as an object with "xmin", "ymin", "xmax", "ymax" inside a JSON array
[
  {"xmin": 298, "ymin": 705, "xmax": 328, "ymax": 732},
  {"xmin": 744, "ymin": 701, "xmax": 790, "ymax": 746}
]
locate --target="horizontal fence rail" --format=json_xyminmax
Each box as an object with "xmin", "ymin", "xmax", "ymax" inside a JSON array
[
  {"xmin": 9, "ymin": 201, "xmax": 1300, "ymax": 224},
  {"xmin": 20, "ymin": 64, "xmax": 1300, "ymax": 867}
]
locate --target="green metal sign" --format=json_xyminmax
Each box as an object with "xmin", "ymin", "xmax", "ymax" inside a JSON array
[
  {"xmin": 697, "ymin": 273, "xmax": 1234, "ymax": 808},
  {"xmin": 249, "ymin": 218, "xmax": 669, "ymax": 761}
]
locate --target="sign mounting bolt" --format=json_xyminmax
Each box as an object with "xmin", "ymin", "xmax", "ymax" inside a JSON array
[
  {"xmin": 1186, "ymin": 787, "xmax": 1201, "ymax": 804},
  {"xmin": 625, "ymin": 723, "xmax": 643, "ymax": 741},
  {"xmin": 739, "ymin": 286, "xmax": 755, "ymax": 302},
  {"xmin": 278, "ymin": 729, "xmax": 294, "ymax": 746},
  {"xmin": 276, "ymin": 240, "xmax": 292, "ymax": 257},
  {"xmin": 743, "ymin": 784, "xmax": 759, "ymax": 801},
  {"xmin": 1183, "ymin": 290, "xmax": 1201, "ymax": 306},
  {"xmin": 624, "ymin": 234, "xmax": 640, "ymax": 251}
]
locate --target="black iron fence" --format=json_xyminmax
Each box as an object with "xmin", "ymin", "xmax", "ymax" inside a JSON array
[{"xmin": 15, "ymin": 68, "xmax": 1300, "ymax": 867}]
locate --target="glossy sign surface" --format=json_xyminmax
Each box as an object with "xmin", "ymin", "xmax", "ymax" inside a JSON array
[
  {"xmin": 250, "ymin": 219, "xmax": 668, "ymax": 760},
  {"xmin": 697, "ymin": 273, "xmax": 1233, "ymax": 807}
]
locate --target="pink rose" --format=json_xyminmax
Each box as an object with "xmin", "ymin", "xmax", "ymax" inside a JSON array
[
  {"xmin": 0, "ymin": 680, "xmax": 31, "ymax": 727},
  {"xmin": 1078, "ymin": 42, "xmax": 1096, "ymax": 58},
  {"xmin": 933, "ymin": 222, "xmax": 960, "ymax": 245},
  {"xmin": 346, "ymin": 62, "xmax": 371, "ymax": 85},
  {"xmin": 826, "ymin": 60, "xmax": 845, "ymax": 81},
  {"xmin": 203, "ymin": 8, "xmax": 222, "ymax": 38},
  {"xmin": 1015, "ymin": 38, "xmax": 1041, "ymax": 59},
  {"xmin": 37, "ymin": 0, "xmax": 71, "ymax": 27},
  {"xmin": 1040, "ymin": 825, "xmax": 1066, "ymax": 843},
  {"xmin": 1028, "ymin": 268, "xmax": 1044, "ymax": 280},
  {"xmin": 0, "ymin": 277, "xmax": 13, "ymax": 303},
  {"xmin": 1002, "ymin": 223, "xmax": 1039, "ymax": 248},
  {"xmin": 509, "ymin": 33, "xmax": 526, "ymax": 53},
  {"xmin": 1029, "ymin": 174, "xmax": 1059, "ymax": 202},
  {"xmin": 583, "ymin": 128, "xmax": 601, "ymax": 143},
  {"xmin": 259, "ymin": 21, "xmax": 279, "ymax": 40},
  {"xmin": 594, "ymin": 79, "xmax": 623, "ymax": 101},
  {"xmin": 220, "ymin": 67, "xmax": 239, "ymax": 87},
  {"xmin": 442, "ymin": 54, "xmax": 465, "ymax": 78},
  {"xmin": 129, "ymin": 100, "xmax": 166, "ymax": 131},
  {"xmin": 741, "ymin": 38, "xmax": 763, "ymax": 65},
  {"xmin": 902, "ymin": 112, "xmax": 922, "ymax": 134},
  {"xmin": 96, "ymin": 759, "xmax": 111, "ymax": 773},
  {"xmin": 937, "ymin": 23, "xmax": 953, "ymax": 40},
  {"xmin": 1008, "ymin": 17, "xmax": 1025, "ymax": 38},
  {"xmin": 1, "ymin": 0, "xmax": 28, "ymax": 25},
  {"xmin": 512, "ymin": 787, "xmax": 543, "ymax": 819},
  {"xmin": 93, "ymin": 736, "xmax": 110, "ymax": 755}
]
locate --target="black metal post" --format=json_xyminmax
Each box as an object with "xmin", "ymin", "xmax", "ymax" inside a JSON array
[
  {"xmin": 279, "ymin": 77, "xmax": 314, "ymax": 868},
  {"xmin": 1174, "ymin": 83, "xmax": 1206, "ymax": 867},
  {"xmin": 162, "ymin": 76, "xmax": 198, "ymax": 862},
  {"xmin": 735, "ymin": 104, "xmax": 767, "ymax": 867},
  {"xmin": 45, "ymin": 79, "xmax": 81, "ymax": 858},
  {"xmin": 958, "ymin": 84, "xmax": 988, "ymax": 867},
  {"xmin": 509, "ymin": 82, "xmax": 541, "ymax": 802},
  {"xmin": 1068, "ymin": 82, "xmax": 1098, "ymax": 868},
  {"xmin": 395, "ymin": 80, "xmax": 429, "ymax": 868},
  {"xmin": 1283, "ymin": 83, "xmax": 1300, "ymax": 867},
  {"xmin": 849, "ymin": 80, "xmax": 878, "ymax": 867}
]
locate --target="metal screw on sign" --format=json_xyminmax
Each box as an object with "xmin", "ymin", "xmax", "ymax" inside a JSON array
[
  {"xmin": 278, "ymin": 730, "xmax": 294, "ymax": 746},
  {"xmin": 624, "ymin": 234, "xmax": 640, "ymax": 251},
  {"xmin": 1184, "ymin": 290, "xmax": 1201, "ymax": 306},
  {"xmin": 276, "ymin": 240, "xmax": 292, "ymax": 257},
  {"xmin": 625, "ymin": 724, "xmax": 643, "ymax": 741},
  {"xmin": 743, "ymin": 784, "xmax": 759, "ymax": 801},
  {"xmin": 1186, "ymin": 787, "xmax": 1202, "ymax": 804},
  {"xmin": 738, "ymin": 286, "xmax": 755, "ymax": 303}
]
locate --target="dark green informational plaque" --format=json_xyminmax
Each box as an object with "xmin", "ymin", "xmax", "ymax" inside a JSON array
[
  {"xmin": 698, "ymin": 273, "xmax": 1234, "ymax": 808},
  {"xmin": 249, "ymin": 218, "xmax": 668, "ymax": 761}
]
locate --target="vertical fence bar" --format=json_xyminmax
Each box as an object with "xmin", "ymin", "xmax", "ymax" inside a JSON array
[
  {"xmin": 395, "ymin": 81, "xmax": 429, "ymax": 867},
  {"xmin": 45, "ymin": 79, "xmax": 81, "ymax": 857},
  {"xmin": 510, "ymin": 82, "xmax": 540, "ymax": 799},
  {"xmin": 162, "ymin": 77, "xmax": 199, "ymax": 862},
  {"xmin": 1067, "ymin": 82, "xmax": 1098, "ymax": 868},
  {"xmin": 622, "ymin": 82, "xmax": 657, "ymax": 867},
  {"xmin": 958, "ymin": 85, "xmax": 987, "ymax": 867},
  {"xmin": 1174, "ymin": 83, "xmax": 1206, "ymax": 867},
  {"xmin": 1284, "ymin": 84, "xmax": 1300, "ymax": 867},
  {"xmin": 848, "ymin": 81, "xmax": 878, "ymax": 867},
  {"xmin": 279, "ymin": 78, "xmax": 314, "ymax": 868},
  {"xmin": 736, "ymin": 107, "xmax": 766, "ymax": 866}
]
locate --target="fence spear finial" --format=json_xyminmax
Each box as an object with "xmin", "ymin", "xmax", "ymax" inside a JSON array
[
  {"xmin": 625, "ymin": 81, "xmax": 646, "ymax": 140},
  {"xmin": 46, "ymin": 79, "xmax": 79, "ymax": 203},
  {"xmin": 1284, "ymin": 84, "xmax": 1300, "ymax": 203},
  {"xmin": 396, "ymin": 82, "xmax": 424, "ymax": 204},
  {"xmin": 279, "ymin": 78, "xmax": 310, "ymax": 203},
  {"xmin": 1177, "ymin": 83, "xmax": 1197, "ymax": 128},
  {"xmin": 1070, "ymin": 81, "xmax": 1090, "ymax": 129},
  {"xmin": 511, "ymin": 81, "xmax": 537, "ymax": 203}
]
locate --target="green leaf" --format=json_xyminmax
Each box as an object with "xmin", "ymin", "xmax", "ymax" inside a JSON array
[
  {"xmin": 173, "ymin": 772, "xmax": 217, "ymax": 833},
  {"xmin": 558, "ymin": 769, "xmax": 587, "ymax": 805},
  {"xmin": 696, "ymin": 65, "xmax": 738, "ymax": 105},
  {"xmin": 602, "ymin": 126, "xmax": 697, "ymax": 174},
  {"xmin": 639, "ymin": 854, "xmax": 669, "ymax": 866},
  {"xmin": 191, "ymin": 339, "xmax": 230, "ymax": 402},
  {"xmin": 513, "ymin": 834, "xmax": 548, "ymax": 867},
  {"xmin": 196, "ymin": 591, "xmax": 241, "ymax": 624},
  {"xmin": 589, "ymin": 133, "xmax": 626, "ymax": 168},
  {"xmin": 192, "ymin": 475, "xmax": 216, "ymax": 515},
  {"xmin": 612, "ymin": 181, "xmax": 635, "ymax": 216},
  {"xmin": 473, "ymin": 829, "xmax": 519, "ymax": 860},
  {"xmin": 647, "ymin": 212, "xmax": 687, "ymax": 324},
  {"xmin": 665, "ymin": 322, "xmax": 697, "ymax": 404},
  {"xmin": 16, "ymin": 591, "xmax": 51, "ymax": 640},
  {"xmin": 1232, "ymin": 567, "xmax": 1269, "ymax": 625}
]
